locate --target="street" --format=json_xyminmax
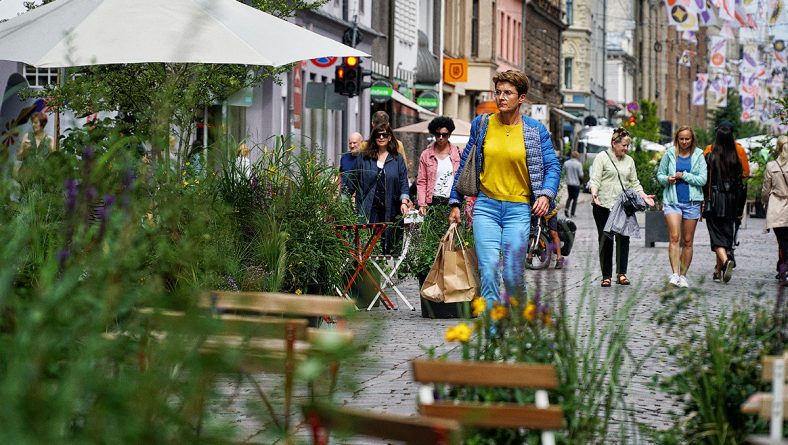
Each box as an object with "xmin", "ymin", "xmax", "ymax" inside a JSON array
[{"xmin": 217, "ymin": 191, "xmax": 783, "ymax": 444}]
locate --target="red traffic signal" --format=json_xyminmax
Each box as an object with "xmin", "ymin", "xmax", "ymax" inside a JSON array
[{"xmin": 334, "ymin": 57, "xmax": 363, "ymax": 97}]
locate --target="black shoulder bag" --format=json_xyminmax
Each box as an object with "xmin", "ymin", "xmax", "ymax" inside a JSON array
[{"xmin": 604, "ymin": 151, "xmax": 639, "ymax": 216}]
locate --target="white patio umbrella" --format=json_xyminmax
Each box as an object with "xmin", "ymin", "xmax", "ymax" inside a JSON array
[
  {"xmin": 0, "ymin": 0, "xmax": 367, "ymax": 67},
  {"xmin": 393, "ymin": 118, "xmax": 473, "ymax": 136}
]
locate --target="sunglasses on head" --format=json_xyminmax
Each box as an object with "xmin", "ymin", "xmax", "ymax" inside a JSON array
[{"xmin": 433, "ymin": 132, "xmax": 451, "ymax": 139}]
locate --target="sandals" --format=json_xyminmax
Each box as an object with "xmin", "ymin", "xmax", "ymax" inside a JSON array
[
  {"xmin": 617, "ymin": 274, "xmax": 631, "ymax": 285},
  {"xmin": 601, "ymin": 278, "xmax": 612, "ymax": 287}
]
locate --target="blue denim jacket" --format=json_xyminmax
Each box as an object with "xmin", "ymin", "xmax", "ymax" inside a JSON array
[{"xmin": 449, "ymin": 114, "xmax": 561, "ymax": 205}]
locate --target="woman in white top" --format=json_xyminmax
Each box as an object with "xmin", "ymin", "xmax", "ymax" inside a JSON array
[{"xmin": 416, "ymin": 116, "xmax": 461, "ymax": 215}]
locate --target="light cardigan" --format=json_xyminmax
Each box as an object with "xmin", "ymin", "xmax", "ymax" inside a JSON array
[
  {"xmin": 656, "ymin": 147, "xmax": 707, "ymax": 204},
  {"xmin": 588, "ymin": 149, "xmax": 643, "ymax": 209}
]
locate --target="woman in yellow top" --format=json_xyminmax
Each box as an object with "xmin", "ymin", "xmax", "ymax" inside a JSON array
[
  {"xmin": 589, "ymin": 127, "xmax": 655, "ymax": 287},
  {"xmin": 448, "ymin": 70, "xmax": 561, "ymax": 308}
]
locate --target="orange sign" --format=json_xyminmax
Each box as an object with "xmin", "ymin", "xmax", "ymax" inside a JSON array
[
  {"xmin": 443, "ymin": 58, "xmax": 468, "ymax": 83},
  {"xmin": 475, "ymin": 101, "xmax": 498, "ymax": 115}
]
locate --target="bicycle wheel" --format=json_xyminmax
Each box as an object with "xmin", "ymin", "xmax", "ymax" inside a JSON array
[{"xmin": 526, "ymin": 232, "xmax": 553, "ymax": 270}]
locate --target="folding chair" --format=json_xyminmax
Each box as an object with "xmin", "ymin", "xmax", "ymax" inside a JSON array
[{"xmin": 367, "ymin": 210, "xmax": 422, "ymax": 311}]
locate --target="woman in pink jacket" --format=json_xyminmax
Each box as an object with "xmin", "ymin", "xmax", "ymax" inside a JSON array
[{"xmin": 416, "ymin": 116, "xmax": 461, "ymax": 215}]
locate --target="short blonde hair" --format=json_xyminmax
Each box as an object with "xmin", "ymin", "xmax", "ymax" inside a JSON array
[
  {"xmin": 492, "ymin": 70, "xmax": 530, "ymax": 96},
  {"xmin": 777, "ymin": 135, "xmax": 788, "ymax": 165}
]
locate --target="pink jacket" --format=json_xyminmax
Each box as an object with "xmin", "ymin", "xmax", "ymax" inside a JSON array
[{"xmin": 416, "ymin": 142, "xmax": 461, "ymax": 208}]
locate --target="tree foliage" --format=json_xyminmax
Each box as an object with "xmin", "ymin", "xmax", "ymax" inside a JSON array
[
  {"xmin": 710, "ymin": 91, "xmax": 765, "ymax": 138},
  {"xmin": 629, "ymin": 99, "xmax": 662, "ymax": 147}
]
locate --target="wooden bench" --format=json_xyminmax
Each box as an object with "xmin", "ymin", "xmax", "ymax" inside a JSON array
[
  {"xmin": 741, "ymin": 352, "xmax": 788, "ymax": 444},
  {"xmin": 302, "ymin": 401, "xmax": 463, "ymax": 445},
  {"xmin": 412, "ymin": 360, "xmax": 563, "ymax": 444},
  {"xmin": 138, "ymin": 291, "xmax": 354, "ymax": 436}
]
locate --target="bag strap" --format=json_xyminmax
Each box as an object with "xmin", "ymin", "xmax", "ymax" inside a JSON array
[
  {"xmin": 777, "ymin": 162, "xmax": 788, "ymax": 185},
  {"xmin": 603, "ymin": 151, "xmax": 627, "ymax": 191}
]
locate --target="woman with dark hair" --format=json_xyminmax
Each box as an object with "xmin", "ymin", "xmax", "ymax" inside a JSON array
[
  {"xmin": 17, "ymin": 111, "xmax": 53, "ymax": 160},
  {"xmin": 703, "ymin": 125, "xmax": 744, "ymax": 283},
  {"xmin": 416, "ymin": 116, "xmax": 459, "ymax": 215},
  {"xmin": 347, "ymin": 123, "xmax": 411, "ymax": 253}
]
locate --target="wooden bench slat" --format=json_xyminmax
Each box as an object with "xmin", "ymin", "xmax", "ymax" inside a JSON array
[
  {"xmin": 741, "ymin": 391, "xmax": 788, "ymax": 420},
  {"xmin": 139, "ymin": 308, "xmax": 310, "ymax": 340},
  {"xmin": 412, "ymin": 360, "xmax": 559, "ymax": 389},
  {"xmin": 201, "ymin": 291, "xmax": 353, "ymax": 317},
  {"xmin": 303, "ymin": 403, "xmax": 463, "ymax": 445},
  {"xmin": 419, "ymin": 403, "xmax": 564, "ymax": 430},
  {"xmin": 762, "ymin": 353, "xmax": 788, "ymax": 382}
]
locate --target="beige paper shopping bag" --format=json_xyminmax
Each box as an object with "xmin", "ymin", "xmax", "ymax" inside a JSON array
[{"xmin": 420, "ymin": 224, "xmax": 479, "ymax": 303}]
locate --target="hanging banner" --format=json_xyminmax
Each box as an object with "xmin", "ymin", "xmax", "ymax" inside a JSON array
[
  {"xmin": 709, "ymin": 36, "xmax": 727, "ymax": 69},
  {"xmin": 720, "ymin": 22, "xmax": 737, "ymax": 38},
  {"xmin": 679, "ymin": 50, "xmax": 696, "ymax": 66},
  {"xmin": 698, "ymin": 0, "xmax": 717, "ymax": 25},
  {"xmin": 682, "ymin": 31, "xmax": 698, "ymax": 44},
  {"xmin": 710, "ymin": 76, "xmax": 727, "ymax": 107},
  {"xmin": 665, "ymin": 0, "xmax": 700, "ymax": 30},
  {"xmin": 692, "ymin": 73, "xmax": 708, "ymax": 106},
  {"xmin": 718, "ymin": 0, "xmax": 737, "ymax": 22}
]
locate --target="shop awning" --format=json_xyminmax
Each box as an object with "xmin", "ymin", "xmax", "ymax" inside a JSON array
[
  {"xmin": 392, "ymin": 90, "xmax": 437, "ymax": 120},
  {"xmin": 551, "ymin": 107, "xmax": 582, "ymax": 123}
]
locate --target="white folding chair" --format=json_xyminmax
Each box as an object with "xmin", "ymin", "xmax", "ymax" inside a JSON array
[{"xmin": 367, "ymin": 211, "xmax": 422, "ymax": 311}]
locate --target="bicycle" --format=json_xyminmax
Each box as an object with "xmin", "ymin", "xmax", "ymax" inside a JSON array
[{"xmin": 526, "ymin": 215, "xmax": 553, "ymax": 270}]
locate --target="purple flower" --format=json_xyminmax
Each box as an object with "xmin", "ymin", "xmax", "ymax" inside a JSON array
[
  {"xmin": 86, "ymin": 187, "xmax": 98, "ymax": 202},
  {"xmin": 226, "ymin": 275, "xmax": 239, "ymax": 291},
  {"xmin": 64, "ymin": 179, "xmax": 79, "ymax": 212},
  {"xmin": 122, "ymin": 168, "xmax": 136, "ymax": 189},
  {"xmin": 58, "ymin": 248, "xmax": 70, "ymax": 268},
  {"xmin": 82, "ymin": 147, "xmax": 95, "ymax": 160}
]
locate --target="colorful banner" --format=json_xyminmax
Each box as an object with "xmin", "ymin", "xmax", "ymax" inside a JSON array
[
  {"xmin": 709, "ymin": 76, "xmax": 728, "ymax": 107},
  {"xmin": 679, "ymin": 50, "xmax": 696, "ymax": 66},
  {"xmin": 718, "ymin": 0, "xmax": 737, "ymax": 22},
  {"xmin": 682, "ymin": 31, "xmax": 698, "ymax": 44},
  {"xmin": 692, "ymin": 73, "xmax": 708, "ymax": 106},
  {"xmin": 665, "ymin": 0, "xmax": 700, "ymax": 30},
  {"xmin": 709, "ymin": 36, "xmax": 727, "ymax": 69}
]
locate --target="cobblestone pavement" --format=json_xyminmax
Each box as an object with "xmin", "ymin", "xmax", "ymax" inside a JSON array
[{"xmin": 220, "ymin": 191, "xmax": 784, "ymax": 444}]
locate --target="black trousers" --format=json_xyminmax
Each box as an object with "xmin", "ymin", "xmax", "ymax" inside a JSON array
[
  {"xmin": 566, "ymin": 185, "xmax": 580, "ymax": 216},
  {"xmin": 592, "ymin": 204, "xmax": 629, "ymax": 278},
  {"xmin": 775, "ymin": 227, "xmax": 788, "ymax": 275},
  {"xmin": 370, "ymin": 202, "xmax": 402, "ymax": 255}
]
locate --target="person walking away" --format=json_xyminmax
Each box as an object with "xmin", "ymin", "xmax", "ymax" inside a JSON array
[
  {"xmin": 339, "ymin": 132, "xmax": 364, "ymax": 195},
  {"xmin": 416, "ymin": 117, "xmax": 460, "ymax": 214},
  {"xmin": 657, "ymin": 126, "xmax": 707, "ymax": 288},
  {"xmin": 347, "ymin": 124, "xmax": 411, "ymax": 254},
  {"xmin": 448, "ymin": 70, "xmax": 561, "ymax": 309},
  {"xmin": 762, "ymin": 135, "xmax": 788, "ymax": 281},
  {"xmin": 545, "ymin": 207, "xmax": 564, "ymax": 268},
  {"xmin": 562, "ymin": 151, "xmax": 584, "ymax": 217},
  {"xmin": 703, "ymin": 125, "xmax": 745, "ymax": 283},
  {"xmin": 589, "ymin": 127, "xmax": 656, "ymax": 287},
  {"xmin": 704, "ymin": 120, "xmax": 749, "ymax": 266}
]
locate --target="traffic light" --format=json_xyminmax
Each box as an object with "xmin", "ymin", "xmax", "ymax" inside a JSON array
[
  {"xmin": 627, "ymin": 116, "xmax": 636, "ymax": 127},
  {"xmin": 334, "ymin": 56, "xmax": 363, "ymax": 97}
]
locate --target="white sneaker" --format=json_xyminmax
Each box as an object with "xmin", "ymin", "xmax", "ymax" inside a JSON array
[
  {"xmin": 668, "ymin": 273, "xmax": 680, "ymax": 287},
  {"xmin": 677, "ymin": 275, "xmax": 689, "ymax": 288}
]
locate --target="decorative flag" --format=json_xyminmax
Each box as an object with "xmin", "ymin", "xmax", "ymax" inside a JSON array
[
  {"xmin": 740, "ymin": 91, "xmax": 755, "ymax": 121},
  {"xmin": 697, "ymin": 0, "xmax": 717, "ymax": 25},
  {"xmin": 710, "ymin": 76, "xmax": 728, "ymax": 107},
  {"xmin": 692, "ymin": 73, "xmax": 708, "ymax": 106},
  {"xmin": 718, "ymin": 0, "xmax": 737, "ymax": 22},
  {"xmin": 709, "ymin": 36, "xmax": 727, "ymax": 69},
  {"xmin": 665, "ymin": 0, "xmax": 700, "ymax": 30},
  {"xmin": 682, "ymin": 31, "xmax": 698, "ymax": 44},
  {"xmin": 720, "ymin": 22, "xmax": 737, "ymax": 38},
  {"xmin": 724, "ymin": 73, "xmax": 735, "ymax": 87},
  {"xmin": 679, "ymin": 50, "xmax": 697, "ymax": 66}
]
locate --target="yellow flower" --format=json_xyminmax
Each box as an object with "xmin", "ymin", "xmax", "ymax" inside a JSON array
[
  {"xmin": 523, "ymin": 302, "xmax": 537, "ymax": 321},
  {"xmin": 186, "ymin": 162, "xmax": 191, "ymax": 166},
  {"xmin": 471, "ymin": 297, "xmax": 486, "ymax": 317},
  {"xmin": 195, "ymin": 180, "xmax": 200, "ymax": 185},
  {"xmin": 490, "ymin": 305, "xmax": 508, "ymax": 321},
  {"xmin": 295, "ymin": 289, "xmax": 303, "ymax": 295},
  {"xmin": 509, "ymin": 297, "xmax": 519, "ymax": 307},
  {"xmin": 183, "ymin": 181, "xmax": 189, "ymax": 187},
  {"xmin": 444, "ymin": 323, "xmax": 473, "ymax": 343},
  {"xmin": 464, "ymin": 240, "xmax": 469, "ymax": 246}
]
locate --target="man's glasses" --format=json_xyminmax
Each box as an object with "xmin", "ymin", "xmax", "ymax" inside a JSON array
[
  {"xmin": 434, "ymin": 132, "xmax": 451, "ymax": 139},
  {"xmin": 375, "ymin": 133, "xmax": 390, "ymax": 139}
]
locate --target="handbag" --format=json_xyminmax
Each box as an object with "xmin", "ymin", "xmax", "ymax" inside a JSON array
[
  {"xmin": 604, "ymin": 151, "xmax": 640, "ymax": 216},
  {"xmin": 455, "ymin": 114, "xmax": 490, "ymax": 196},
  {"xmin": 420, "ymin": 223, "xmax": 479, "ymax": 303}
]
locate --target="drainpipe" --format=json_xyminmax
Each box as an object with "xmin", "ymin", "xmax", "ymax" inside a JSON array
[
  {"xmin": 438, "ymin": 0, "xmax": 445, "ymax": 116},
  {"xmin": 522, "ymin": 0, "xmax": 527, "ymax": 72}
]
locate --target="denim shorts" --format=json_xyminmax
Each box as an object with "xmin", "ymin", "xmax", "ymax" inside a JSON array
[{"xmin": 663, "ymin": 201, "xmax": 702, "ymax": 220}]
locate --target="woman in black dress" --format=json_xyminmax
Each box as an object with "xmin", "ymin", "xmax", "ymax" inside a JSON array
[{"xmin": 703, "ymin": 125, "xmax": 744, "ymax": 284}]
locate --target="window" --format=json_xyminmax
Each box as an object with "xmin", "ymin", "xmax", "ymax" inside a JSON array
[
  {"xmin": 564, "ymin": 58, "xmax": 573, "ymax": 89},
  {"xmin": 471, "ymin": 0, "xmax": 479, "ymax": 57},
  {"xmin": 566, "ymin": 0, "xmax": 573, "ymax": 25},
  {"xmin": 23, "ymin": 65, "xmax": 58, "ymax": 88}
]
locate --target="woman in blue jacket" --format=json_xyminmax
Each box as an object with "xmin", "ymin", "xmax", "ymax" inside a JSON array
[
  {"xmin": 448, "ymin": 70, "xmax": 561, "ymax": 308},
  {"xmin": 656, "ymin": 126, "xmax": 707, "ymax": 288},
  {"xmin": 348, "ymin": 123, "xmax": 411, "ymax": 253}
]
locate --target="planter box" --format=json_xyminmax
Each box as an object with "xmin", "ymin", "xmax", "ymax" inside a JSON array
[{"xmin": 644, "ymin": 210, "xmax": 668, "ymax": 247}]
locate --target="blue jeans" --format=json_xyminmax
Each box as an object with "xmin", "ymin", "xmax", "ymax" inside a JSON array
[{"xmin": 472, "ymin": 192, "xmax": 531, "ymax": 308}]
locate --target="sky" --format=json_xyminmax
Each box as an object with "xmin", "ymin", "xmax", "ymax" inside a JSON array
[{"xmin": 0, "ymin": 0, "xmax": 27, "ymax": 21}]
